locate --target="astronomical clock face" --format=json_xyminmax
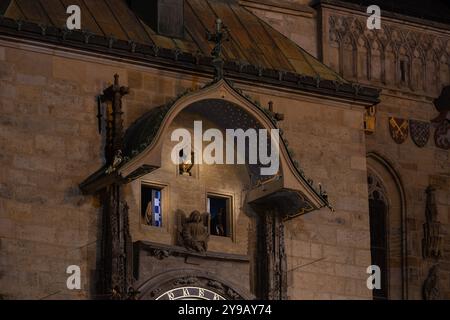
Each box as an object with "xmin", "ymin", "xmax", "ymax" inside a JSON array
[{"xmin": 156, "ymin": 286, "xmax": 226, "ymax": 300}]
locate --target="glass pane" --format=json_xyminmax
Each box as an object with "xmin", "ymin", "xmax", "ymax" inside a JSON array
[{"xmin": 153, "ymin": 190, "xmax": 162, "ymax": 227}]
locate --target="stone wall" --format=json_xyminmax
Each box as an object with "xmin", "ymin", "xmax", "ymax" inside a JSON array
[
  {"xmin": 241, "ymin": 86, "xmax": 373, "ymax": 299},
  {"xmin": 321, "ymin": 7, "xmax": 450, "ymax": 98},
  {"xmin": 365, "ymin": 93, "xmax": 450, "ymax": 299},
  {"xmin": 1, "ymin": 0, "xmax": 447, "ymax": 301},
  {"xmin": 1, "ymin": 39, "xmax": 371, "ymax": 300},
  {"xmin": 125, "ymin": 112, "xmax": 251, "ymax": 256},
  {"xmin": 319, "ymin": 5, "xmax": 450, "ymax": 299},
  {"xmin": 0, "ymin": 44, "xmax": 105, "ymax": 299},
  {"xmin": 0, "ymin": 42, "xmax": 202, "ymax": 299}
]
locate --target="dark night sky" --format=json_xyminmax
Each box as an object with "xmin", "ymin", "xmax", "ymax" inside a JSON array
[{"xmin": 337, "ymin": 0, "xmax": 450, "ymax": 24}]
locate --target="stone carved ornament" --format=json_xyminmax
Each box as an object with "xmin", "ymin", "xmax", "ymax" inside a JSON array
[
  {"xmin": 329, "ymin": 15, "xmax": 449, "ymax": 60},
  {"xmin": 328, "ymin": 14, "xmax": 449, "ymax": 87},
  {"xmin": 423, "ymin": 265, "xmax": 440, "ymax": 300},
  {"xmin": 176, "ymin": 210, "xmax": 210, "ymax": 253},
  {"xmin": 149, "ymin": 249, "xmax": 170, "ymax": 260},
  {"xmin": 368, "ymin": 173, "xmax": 388, "ymax": 203},
  {"xmin": 422, "ymin": 186, "xmax": 444, "ymax": 300}
]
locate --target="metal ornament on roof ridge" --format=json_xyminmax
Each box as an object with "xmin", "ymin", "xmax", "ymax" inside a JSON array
[
  {"xmin": 100, "ymin": 74, "xmax": 130, "ymax": 167},
  {"xmin": 207, "ymin": 18, "xmax": 230, "ymax": 81}
]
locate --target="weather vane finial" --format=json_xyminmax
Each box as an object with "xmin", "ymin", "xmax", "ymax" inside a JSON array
[{"xmin": 207, "ymin": 18, "xmax": 229, "ymax": 81}]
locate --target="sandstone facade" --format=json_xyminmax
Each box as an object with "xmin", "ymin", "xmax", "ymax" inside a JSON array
[{"xmin": 0, "ymin": 0, "xmax": 449, "ymax": 300}]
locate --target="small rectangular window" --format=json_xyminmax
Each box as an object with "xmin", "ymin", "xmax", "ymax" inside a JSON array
[
  {"xmin": 207, "ymin": 195, "xmax": 231, "ymax": 237},
  {"xmin": 141, "ymin": 185, "xmax": 163, "ymax": 227}
]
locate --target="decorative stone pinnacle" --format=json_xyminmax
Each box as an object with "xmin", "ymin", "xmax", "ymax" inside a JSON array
[{"xmin": 101, "ymin": 74, "xmax": 129, "ymax": 164}]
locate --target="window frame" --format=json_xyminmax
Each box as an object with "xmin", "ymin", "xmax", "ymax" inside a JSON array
[
  {"xmin": 140, "ymin": 181, "xmax": 169, "ymax": 233},
  {"xmin": 206, "ymin": 192, "xmax": 234, "ymax": 241}
]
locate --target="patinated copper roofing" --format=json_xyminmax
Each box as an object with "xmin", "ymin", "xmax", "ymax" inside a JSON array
[{"xmin": 2, "ymin": 0, "xmax": 344, "ymax": 81}]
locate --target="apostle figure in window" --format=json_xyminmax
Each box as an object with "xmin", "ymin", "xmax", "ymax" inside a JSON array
[
  {"xmin": 144, "ymin": 200, "xmax": 153, "ymax": 226},
  {"xmin": 213, "ymin": 208, "xmax": 225, "ymax": 237}
]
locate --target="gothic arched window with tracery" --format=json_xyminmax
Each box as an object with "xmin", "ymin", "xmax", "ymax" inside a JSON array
[{"xmin": 368, "ymin": 173, "xmax": 389, "ymax": 300}]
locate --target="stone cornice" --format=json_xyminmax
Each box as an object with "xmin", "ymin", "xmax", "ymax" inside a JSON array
[{"xmin": 136, "ymin": 241, "xmax": 250, "ymax": 262}]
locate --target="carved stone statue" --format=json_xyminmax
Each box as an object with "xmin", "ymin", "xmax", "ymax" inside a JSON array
[
  {"xmin": 425, "ymin": 186, "xmax": 438, "ymax": 223},
  {"xmin": 422, "ymin": 185, "xmax": 442, "ymax": 259},
  {"xmin": 177, "ymin": 210, "xmax": 210, "ymax": 253},
  {"xmin": 423, "ymin": 265, "xmax": 440, "ymax": 300}
]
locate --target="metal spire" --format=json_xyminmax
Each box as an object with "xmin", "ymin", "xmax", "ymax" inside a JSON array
[{"xmin": 207, "ymin": 18, "xmax": 229, "ymax": 81}]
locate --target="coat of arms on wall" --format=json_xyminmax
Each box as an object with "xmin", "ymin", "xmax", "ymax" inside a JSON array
[
  {"xmin": 389, "ymin": 117, "xmax": 409, "ymax": 144},
  {"xmin": 409, "ymin": 120, "xmax": 430, "ymax": 148}
]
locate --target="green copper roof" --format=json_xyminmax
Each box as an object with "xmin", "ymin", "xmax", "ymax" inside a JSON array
[{"xmin": 2, "ymin": 0, "xmax": 346, "ymax": 82}]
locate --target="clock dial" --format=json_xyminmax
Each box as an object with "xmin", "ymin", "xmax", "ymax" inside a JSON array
[{"xmin": 156, "ymin": 287, "xmax": 226, "ymax": 300}]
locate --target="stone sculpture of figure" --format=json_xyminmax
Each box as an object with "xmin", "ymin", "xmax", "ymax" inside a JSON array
[
  {"xmin": 177, "ymin": 210, "xmax": 210, "ymax": 253},
  {"xmin": 423, "ymin": 265, "xmax": 440, "ymax": 300},
  {"xmin": 207, "ymin": 18, "xmax": 229, "ymax": 80},
  {"xmin": 425, "ymin": 186, "xmax": 438, "ymax": 223}
]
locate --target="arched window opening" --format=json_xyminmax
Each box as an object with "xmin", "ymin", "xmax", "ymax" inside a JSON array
[{"xmin": 368, "ymin": 174, "xmax": 389, "ymax": 300}]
